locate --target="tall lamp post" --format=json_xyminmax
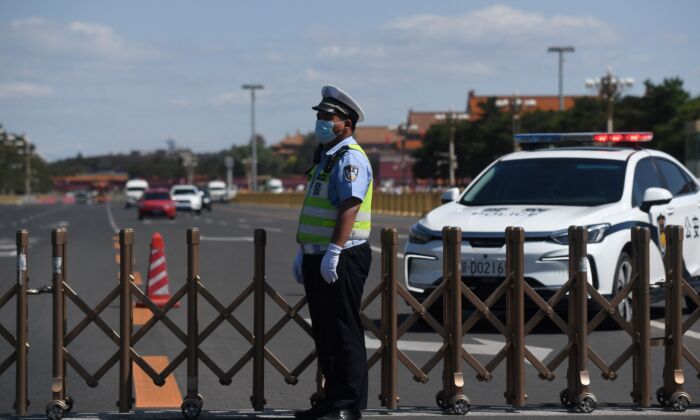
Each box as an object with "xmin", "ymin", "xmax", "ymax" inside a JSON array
[
  {"xmin": 242, "ymin": 84, "xmax": 264, "ymax": 192},
  {"xmin": 547, "ymin": 46, "xmax": 575, "ymax": 111},
  {"xmin": 586, "ymin": 68, "xmax": 633, "ymax": 132}
]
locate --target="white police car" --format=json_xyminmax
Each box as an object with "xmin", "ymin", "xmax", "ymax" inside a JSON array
[{"xmin": 405, "ymin": 132, "xmax": 700, "ymax": 319}]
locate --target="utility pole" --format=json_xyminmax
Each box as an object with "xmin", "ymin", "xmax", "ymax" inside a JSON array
[
  {"xmin": 447, "ymin": 113, "xmax": 457, "ymax": 187},
  {"xmin": 586, "ymin": 68, "xmax": 634, "ymax": 132},
  {"xmin": 547, "ymin": 46, "xmax": 575, "ymax": 111},
  {"xmin": 242, "ymin": 84, "xmax": 263, "ymax": 192},
  {"xmin": 15, "ymin": 135, "xmax": 32, "ymax": 196},
  {"xmin": 496, "ymin": 94, "xmax": 533, "ymax": 151},
  {"xmin": 225, "ymin": 156, "xmax": 234, "ymax": 192},
  {"xmin": 25, "ymin": 139, "xmax": 31, "ymax": 196}
]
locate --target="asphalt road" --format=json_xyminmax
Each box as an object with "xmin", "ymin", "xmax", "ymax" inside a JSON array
[{"xmin": 1, "ymin": 200, "xmax": 700, "ymax": 418}]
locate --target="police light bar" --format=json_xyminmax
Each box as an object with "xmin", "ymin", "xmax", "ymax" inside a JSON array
[{"xmin": 515, "ymin": 132, "xmax": 653, "ymax": 144}]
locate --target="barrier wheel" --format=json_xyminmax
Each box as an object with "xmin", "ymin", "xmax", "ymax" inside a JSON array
[
  {"xmin": 559, "ymin": 389, "xmax": 571, "ymax": 407},
  {"xmin": 656, "ymin": 387, "xmax": 666, "ymax": 406},
  {"xmin": 435, "ymin": 390, "xmax": 448, "ymax": 409},
  {"xmin": 575, "ymin": 393, "xmax": 597, "ymax": 414},
  {"xmin": 46, "ymin": 400, "xmax": 68, "ymax": 420},
  {"xmin": 447, "ymin": 395, "xmax": 470, "ymax": 415},
  {"xmin": 669, "ymin": 392, "xmax": 690, "ymax": 412},
  {"xmin": 181, "ymin": 397, "xmax": 203, "ymax": 419},
  {"xmin": 64, "ymin": 396, "xmax": 74, "ymax": 413}
]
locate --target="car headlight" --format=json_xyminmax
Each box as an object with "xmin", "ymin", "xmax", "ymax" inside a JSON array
[
  {"xmin": 550, "ymin": 223, "xmax": 610, "ymax": 245},
  {"xmin": 408, "ymin": 223, "xmax": 436, "ymax": 244}
]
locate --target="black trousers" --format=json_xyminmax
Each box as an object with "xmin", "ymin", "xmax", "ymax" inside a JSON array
[{"xmin": 302, "ymin": 242, "xmax": 371, "ymax": 410}]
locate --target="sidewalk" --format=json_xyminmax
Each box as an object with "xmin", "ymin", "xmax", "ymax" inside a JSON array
[{"xmin": 6, "ymin": 405, "xmax": 700, "ymax": 419}]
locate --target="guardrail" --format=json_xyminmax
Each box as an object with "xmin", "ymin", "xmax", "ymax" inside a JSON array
[
  {"xmin": 1, "ymin": 225, "xmax": 699, "ymax": 418},
  {"xmin": 233, "ymin": 191, "xmax": 443, "ymax": 217}
]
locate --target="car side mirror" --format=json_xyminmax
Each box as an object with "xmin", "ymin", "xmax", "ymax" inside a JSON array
[
  {"xmin": 441, "ymin": 187, "xmax": 460, "ymax": 204},
  {"xmin": 640, "ymin": 187, "xmax": 673, "ymax": 212}
]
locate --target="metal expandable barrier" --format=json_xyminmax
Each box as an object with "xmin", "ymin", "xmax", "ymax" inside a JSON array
[{"xmin": 2, "ymin": 224, "xmax": 700, "ymax": 417}]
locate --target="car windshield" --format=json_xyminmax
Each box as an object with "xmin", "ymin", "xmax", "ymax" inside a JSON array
[
  {"xmin": 172, "ymin": 189, "xmax": 195, "ymax": 195},
  {"xmin": 460, "ymin": 158, "xmax": 627, "ymax": 206},
  {"xmin": 144, "ymin": 192, "xmax": 171, "ymax": 200}
]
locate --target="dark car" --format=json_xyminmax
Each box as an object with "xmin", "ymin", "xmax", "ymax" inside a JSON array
[
  {"xmin": 74, "ymin": 190, "xmax": 92, "ymax": 205},
  {"xmin": 201, "ymin": 188, "xmax": 213, "ymax": 212}
]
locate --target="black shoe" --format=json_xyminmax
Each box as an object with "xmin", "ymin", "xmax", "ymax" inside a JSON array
[
  {"xmin": 318, "ymin": 409, "xmax": 361, "ymax": 420},
  {"xmin": 294, "ymin": 404, "xmax": 331, "ymax": 420}
]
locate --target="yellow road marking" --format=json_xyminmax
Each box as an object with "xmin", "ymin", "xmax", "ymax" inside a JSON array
[{"xmin": 133, "ymin": 356, "xmax": 182, "ymax": 408}]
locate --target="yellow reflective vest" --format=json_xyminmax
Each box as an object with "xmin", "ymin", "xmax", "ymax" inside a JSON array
[{"xmin": 296, "ymin": 143, "xmax": 372, "ymax": 247}]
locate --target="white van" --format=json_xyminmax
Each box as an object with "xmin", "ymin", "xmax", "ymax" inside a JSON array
[
  {"xmin": 207, "ymin": 180, "xmax": 227, "ymax": 202},
  {"xmin": 125, "ymin": 179, "xmax": 149, "ymax": 208}
]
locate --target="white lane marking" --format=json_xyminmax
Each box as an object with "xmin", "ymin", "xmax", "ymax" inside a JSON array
[
  {"xmin": 239, "ymin": 223, "xmax": 251, "ymax": 229},
  {"xmin": 371, "ymin": 245, "xmax": 404, "ymax": 259},
  {"xmin": 205, "ymin": 218, "xmax": 213, "ymax": 224},
  {"xmin": 106, "ymin": 200, "xmax": 120, "ymax": 233},
  {"xmin": 141, "ymin": 219, "xmax": 177, "ymax": 225},
  {"xmin": 237, "ymin": 218, "xmax": 247, "ymax": 222},
  {"xmin": 43, "ymin": 221, "xmax": 69, "ymax": 229},
  {"xmin": 265, "ymin": 227, "xmax": 283, "ymax": 233},
  {"xmin": 398, "ymin": 234, "xmax": 408, "ymax": 239},
  {"xmin": 218, "ymin": 221, "xmax": 228, "ymax": 226},
  {"xmin": 303, "ymin": 319, "xmax": 551, "ymax": 361},
  {"xmin": 200, "ymin": 236, "xmax": 254, "ymax": 242},
  {"xmin": 0, "ymin": 250, "xmax": 16, "ymax": 257},
  {"xmin": 651, "ymin": 320, "xmax": 700, "ymax": 340}
]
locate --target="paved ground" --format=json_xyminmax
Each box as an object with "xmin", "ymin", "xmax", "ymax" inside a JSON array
[{"xmin": 1, "ymin": 200, "xmax": 699, "ymax": 418}]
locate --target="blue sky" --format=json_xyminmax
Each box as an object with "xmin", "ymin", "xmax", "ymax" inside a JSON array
[{"xmin": 0, "ymin": 0, "xmax": 698, "ymax": 160}]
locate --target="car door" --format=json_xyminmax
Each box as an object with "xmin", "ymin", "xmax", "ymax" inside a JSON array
[
  {"xmin": 631, "ymin": 157, "xmax": 668, "ymax": 280},
  {"xmin": 656, "ymin": 158, "xmax": 700, "ymax": 277}
]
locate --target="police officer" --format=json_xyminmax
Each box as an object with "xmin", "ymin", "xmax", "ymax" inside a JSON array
[{"xmin": 293, "ymin": 85, "xmax": 372, "ymax": 420}]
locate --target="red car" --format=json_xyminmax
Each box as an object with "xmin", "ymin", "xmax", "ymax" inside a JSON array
[{"xmin": 138, "ymin": 189, "xmax": 176, "ymax": 220}]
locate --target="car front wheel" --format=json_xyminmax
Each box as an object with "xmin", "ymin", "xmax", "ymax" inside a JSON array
[{"xmin": 612, "ymin": 251, "xmax": 633, "ymax": 324}]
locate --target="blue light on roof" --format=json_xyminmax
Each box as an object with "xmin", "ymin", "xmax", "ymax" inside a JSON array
[{"xmin": 515, "ymin": 132, "xmax": 653, "ymax": 144}]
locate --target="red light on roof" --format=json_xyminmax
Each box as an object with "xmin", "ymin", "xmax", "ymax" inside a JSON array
[{"xmin": 593, "ymin": 132, "xmax": 653, "ymax": 143}]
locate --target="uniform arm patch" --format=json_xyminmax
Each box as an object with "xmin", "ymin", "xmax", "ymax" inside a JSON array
[{"xmin": 343, "ymin": 164, "xmax": 359, "ymax": 182}]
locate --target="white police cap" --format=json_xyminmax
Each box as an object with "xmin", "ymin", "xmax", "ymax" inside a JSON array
[{"xmin": 312, "ymin": 85, "xmax": 365, "ymax": 123}]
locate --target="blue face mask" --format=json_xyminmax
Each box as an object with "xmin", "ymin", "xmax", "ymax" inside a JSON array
[{"xmin": 315, "ymin": 119, "xmax": 342, "ymax": 144}]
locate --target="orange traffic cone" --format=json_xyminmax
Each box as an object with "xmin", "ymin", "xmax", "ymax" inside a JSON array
[{"xmin": 136, "ymin": 232, "xmax": 178, "ymax": 308}]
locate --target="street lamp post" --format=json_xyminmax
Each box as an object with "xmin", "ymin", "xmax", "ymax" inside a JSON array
[
  {"xmin": 547, "ymin": 46, "xmax": 575, "ymax": 111},
  {"xmin": 448, "ymin": 116, "xmax": 456, "ymax": 187},
  {"xmin": 242, "ymin": 84, "xmax": 264, "ymax": 192},
  {"xmin": 586, "ymin": 68, "xmax": 634, "ymax": 132}
]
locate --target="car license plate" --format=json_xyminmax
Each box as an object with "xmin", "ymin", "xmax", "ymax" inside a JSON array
[{"xmin": 461, "ymin": 259, "xmax": 505, "ymax": 277}]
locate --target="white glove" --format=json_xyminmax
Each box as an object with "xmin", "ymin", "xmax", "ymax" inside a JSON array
[
  {"xmin": 293, "ymin": 249, "xmax": 304, "ymax": 285},
  {"xmin": 320, "ymin": 243, "xmax": 342, "ymax": 284}
]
